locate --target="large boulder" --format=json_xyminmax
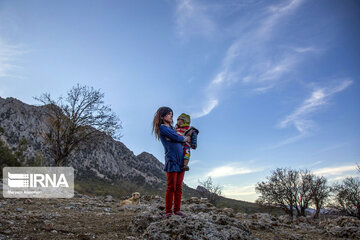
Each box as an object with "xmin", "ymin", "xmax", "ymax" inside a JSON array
[
  {"xmin": 129, "ymin": 203, "xmax": 255, "ymax": 240},
  {"xmin": 320, "ymin": 216, "xmax": 360, "ymax": 239}
]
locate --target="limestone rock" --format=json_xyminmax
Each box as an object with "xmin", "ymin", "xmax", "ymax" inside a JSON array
[
  {"xmin": 105, "ymin": 195, "xmax": 113, "ymax": 202},
  {"xmin": 321, "ymin": 216, "xmax": 360, "ymax": 239},
  {"xmin": 130, "ymin": 206, "xmax": 255, "ymax": 240}
]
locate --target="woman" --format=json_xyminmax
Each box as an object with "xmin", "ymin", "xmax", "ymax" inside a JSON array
[{"xmin": 152, "ymin": 106, "xmax": 190, "ymax": 218}]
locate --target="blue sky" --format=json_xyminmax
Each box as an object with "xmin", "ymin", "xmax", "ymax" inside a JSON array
[{"xmin": 1, "ymin": 0, "xmax": 359, "ymax": 202}]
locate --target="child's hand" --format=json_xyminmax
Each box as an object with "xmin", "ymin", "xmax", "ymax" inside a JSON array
[{"xmin": 185, "ymin": 136, "xmax": 191, "ymax": 143}]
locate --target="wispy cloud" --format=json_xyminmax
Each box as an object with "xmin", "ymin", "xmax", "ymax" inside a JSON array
[
  {"xmin": 309, "ymin": 160, "xmax": 323, "ymax": 167},
  {"xmin": 294, "ymin": 47, "xmax": 321, "ymax": 53},
  {"xmin": 222, "ymin": 185, "xmax": 256, "ymax": 197},
  {"xmin": 259, "ymin": 0, "xmax": 303, "ymax": 36},
  {"xmin": 314, "ymin": 165, "xmax": 359, "ymax": 182},
  {"xmin": 192, "ymin": 98, "xmax": 218, "ymax": 118},
  {"xmin": 188, "ymin": 159, "xmax": 200, "ymax": 166},
  {"xmin": 175, "ymin": 0, "xmax": 216, "ymax": 39},
  {"xmin": 271, "ymin": 79, "xmax": 353, "ymax": 148},
  {"xmin": 314, "ymin": 165, "xmax": 357, "ymax": 176},
  {"xmin": 206, "ymin": 164, "xmax": 261, "ymax": 178},
  {"xmin": 242, "ymin": 54, "xmax": 298, "ymax": 87},
  {"xmin": 313, "ymin": 142, "xmax": 350, "ymax": 155},
  {"xmin": 329, "ymin": 175, "xmax": 360, "ymax": 182},
  {"xmin": 0, "ymin": 39, "xmax": 26, "ymax": 79},
  {"xmin": 279, "ymin": 79, "xmax": 353, "ymax": 128},
  {"xmin": 190, "ymin": 0, "xmax": 305, "ymax": 118},
  {"xmin": 222, "ymin": 184, "xmax": 258, "ymax": 202}
]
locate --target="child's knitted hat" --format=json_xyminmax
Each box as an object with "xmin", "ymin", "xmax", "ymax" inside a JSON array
[{"xmin": 177, "ymin": 113, "xmax": 191, "ymax": 126}]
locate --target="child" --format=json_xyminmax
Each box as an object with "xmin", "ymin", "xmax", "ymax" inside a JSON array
[{"xmin": 175, "ymin": 113, "xmax": 199, "ymax": 171}]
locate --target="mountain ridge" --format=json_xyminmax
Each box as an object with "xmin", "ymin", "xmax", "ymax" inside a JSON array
[{"xmin": 0, "ymin": 97, "xmax": 166, "ymax": 188}]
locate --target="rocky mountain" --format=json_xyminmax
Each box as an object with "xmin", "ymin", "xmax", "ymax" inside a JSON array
[{"xmin": 0, "ymin": 97, "xmax": 169, "ymax": 190}]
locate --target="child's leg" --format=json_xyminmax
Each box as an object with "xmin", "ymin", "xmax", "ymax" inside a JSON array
[{"xmin": 182, "ymin": 145, "xmax": 190, "ymax": 171}]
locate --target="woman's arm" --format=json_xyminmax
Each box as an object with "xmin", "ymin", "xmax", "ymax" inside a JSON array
[{"xmin": 160, "ymin": 125, "xmax": 186, "ymax": 143}]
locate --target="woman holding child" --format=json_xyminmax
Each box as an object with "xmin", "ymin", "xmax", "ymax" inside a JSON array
[{"xmin": 152, "ymin": 107, "xmax": 191, "ymax": 219}]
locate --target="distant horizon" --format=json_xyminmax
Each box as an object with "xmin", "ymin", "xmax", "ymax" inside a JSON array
[{"xmin": 1, "ymin": 0, "xmax": 359, "ymax": 202}]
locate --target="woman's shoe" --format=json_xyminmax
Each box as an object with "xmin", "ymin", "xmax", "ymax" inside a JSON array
[{"xmin": 174, "ymin": 211, "xmax": 187, "ymax": 218}]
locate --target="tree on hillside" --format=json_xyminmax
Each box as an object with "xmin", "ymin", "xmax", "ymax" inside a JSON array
[
  {"xmin": 295, "ymin": 170, "xmax": 314, "ymax": 217},
  {"xmin": 332, "ymin": 177, "xmax": 360, "ymax": 219},
  {"xmin": 256, "ymin": 168, "xmax": 328, "ymax": 217},
  {"xmin": 256, "ymin": 168, "xmax": 332, "ymax": 218},
  {"xmin": 0, "ymin": 127, "xmax": 21, "ymax": 177},
  {"xmin": 35, "ymin": 84, "xmax": 122, "ymax": 166},
  {"xmin": 0, "ymin": 139, "xmax": 21, "ymax": 178},
  {"xmin": 197, "ymin": 177, "xmax": 223, "ymax": 205},
  {"xmin": 256, "ymin": 168, "xmax": 299, "ymax": 217},
  {"xmin": 310, "ymin": 175, "xmax": 331, "ymax": 219}
]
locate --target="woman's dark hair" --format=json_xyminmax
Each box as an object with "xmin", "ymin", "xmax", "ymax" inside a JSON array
[{"xmin": 152, "ymin": 106, "xmax": 173, "ymax": 140}]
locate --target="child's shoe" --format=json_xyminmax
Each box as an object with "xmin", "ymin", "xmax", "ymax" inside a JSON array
[
  {"xmin": 164, "ymin": 213, "xmax": 173, "ymax": 219},
  {"xmin": 181, "ymin": 165, "xmax": 190, "ymax": 171}
]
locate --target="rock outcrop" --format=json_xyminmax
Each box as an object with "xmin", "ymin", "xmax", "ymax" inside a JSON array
[{"xmin": 129, "ymin": 196, "xmax": 255, "ymax": 240}]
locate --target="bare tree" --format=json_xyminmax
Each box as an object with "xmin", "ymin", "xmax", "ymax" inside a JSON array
[
  {"xmin": 296, "ymin": 170, "xmax": 314, "ymax": 217},
  {"xmin": 310, "ymin": 175, "xmax": 331, "ymax": 219},
  {"xmin": 197, "ymin": 177, "xmax": 223, "ymax": 205},
  {"xmin": 256, "ymin": 168, "xmax": 322, "ymax": 217},
  {"xmin": 256, "ymin": 168, "xmax": 298, "ymax": 217},
  {"xmin": 332, "ymin": 177, "xmax": 360, "ymax": 219},
  {"xmin": 35, "ymin": 84, "xmax": 122, "ymax": 166}
]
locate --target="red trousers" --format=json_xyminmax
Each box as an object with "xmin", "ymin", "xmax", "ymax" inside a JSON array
[{"xmin": 165, "ymin": 171, "xmax": 185, "ymax": 214}]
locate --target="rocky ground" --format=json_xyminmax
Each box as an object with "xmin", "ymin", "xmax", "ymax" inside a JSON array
[{"xmin": 0, "ymin": 193, "xmax": 359, "ymax": 240}]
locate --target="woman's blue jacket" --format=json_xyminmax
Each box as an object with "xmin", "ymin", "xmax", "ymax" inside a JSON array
[{"xmin": 159, "ymin": 124, "xmax": 186, "ymax": 172}]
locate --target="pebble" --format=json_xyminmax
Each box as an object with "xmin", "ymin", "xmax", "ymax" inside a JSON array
[
  {"xmin": 23, "ymin": 199, "xmax": 32, "ymax": 204},
  {"xmin": 16, "ymin": 207, "xmax": 23, "ymax": 212},
  {"xmin": 44, "ymin": 220, "xmax": 52, "ymax": 225},
  {"xmin": 105, "ymin": 195, "xmax": 113, "ymax": 202}
]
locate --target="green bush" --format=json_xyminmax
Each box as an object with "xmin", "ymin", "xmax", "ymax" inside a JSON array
[{"xmin": 0, "ymin": 139, "xmax": 20, "ymax": 178}]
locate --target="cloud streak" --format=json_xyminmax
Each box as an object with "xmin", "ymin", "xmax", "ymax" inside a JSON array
[
  {"xmin": 189, "ymin": 0, "xmax": 305, "ymax": 118},
  {"xmin": 192, "ymin": 98, "xmax": 218, "ymax": 118},
  {"xmin": 269, "ymin": 79, "xmax": 353, "ymax": 148},
  {"xmin": 175, "ymin": 0, "xmax": 216, "ymax": 39},
  {"xmin": 265, "ymin": 79, "xmax": 353, "ymax": 149},
  {"xmin": 0, "ymin": 39, "xmax": 26, "ymax": 79},
  {"xmin": 314, "ymin": 165, "xmax": 357, "ymax": 176},
  {"xmin": 279, "ymin": 79, "xmax": 353, "ymax": 129},
  {"xmin": 206, "ymin": 164, "xmax": 261, "ymax": 178},
  {"xmin": 222, "ymin": 185, "xmax": 256, "ymax": 197},
  {"xmin": 313, "ymin": 165, "xmax": 358, "ymax": 181},
  {"xmin": 259, "ymin": 0, "xmax": 303, "ymax": 36}
]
